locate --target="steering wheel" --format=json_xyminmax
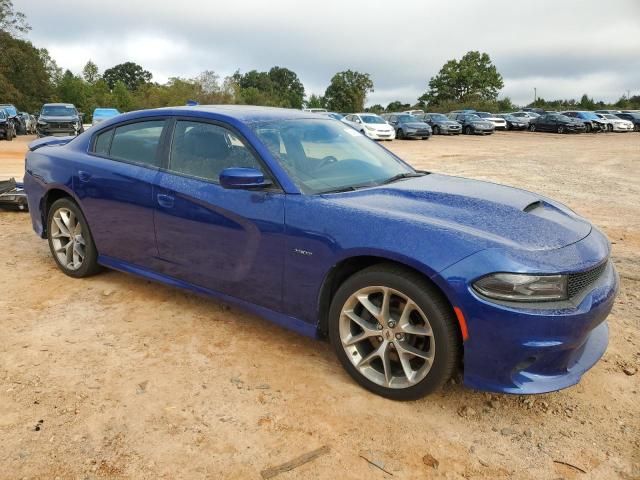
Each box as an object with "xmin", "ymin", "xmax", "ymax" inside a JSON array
[{"xmin": 316, "ymin": 155, "xmax": 338, "ymax": 170}]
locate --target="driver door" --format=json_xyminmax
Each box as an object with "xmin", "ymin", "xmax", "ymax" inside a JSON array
[{"xmin": 152, "ymin": 119, "xmax": 285, "ymax": 311}]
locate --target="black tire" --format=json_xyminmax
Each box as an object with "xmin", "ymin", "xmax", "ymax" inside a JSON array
[
  {"xmin": 47, "ymin": 198, "xmax": 101, "ymax": 278},
  {"xmin": 634, "ymin": 124, "xmax": 640, "ymax": 132},
  {"xmin": 464, "ymin": 126, "xmax": 472, "ymax": 135},
  {"xmin": 328, "ymin": 264, "xmax": 460, "ymax": 400},
  {"xmin": 433, "ymin": 126, "xmax": 440, "ymax": 135},
  {"xmin": 607, "ymin": 124, "xmax": 613, "ymax": 133},
  {"xmin": 421, "ymin": 136, "xmax": 429, "ymax": 140},
  {"xmin": 529, "ymin": 124, "xmax": 536, "ymax": 132},
  {"xmin": 397, "ymin": 128, "xmax": 405, "ymax": 139},
  {"xmin": 557, "ymin": 125, "xmax": 564, "ymax": 134},
  {"xmin": 585, "ymin": 123, "xmax": 592, "ymax": 133}
]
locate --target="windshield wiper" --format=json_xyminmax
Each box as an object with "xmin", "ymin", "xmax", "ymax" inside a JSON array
[{"xmin": 379, "ymin": 172, "xmax": 426, "ymax": 185}]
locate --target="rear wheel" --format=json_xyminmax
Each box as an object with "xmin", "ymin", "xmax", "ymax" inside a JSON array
[
  {"xmin": 433, "ymin": 126, "xmax": 440, "ymax": 135},
  {"xmin": 607, "ymin": 124, "xmax": 613, "ymax": 132},
  {"xmin": 47, "ymin": 198, "xmax": 101, "ymax": 278},
  {"xmin": 557, "ymin": 125, "xmax": 565, "ymax": 134},
  {"xmin": 329, "ymin": 265, "xmax": 460, "ymax": 400},
  {"xmin": 397, "ymin": 128, "xmax": 405, "ymax": 139},
  {"xmin": 464, "ymin": 126, "xmax": 472, "ymax": 135},
  {"xmin": 529, "ymin": 124, "xmax": 536, "ymax": 132},
  {"xmin": 585, "ymin": 123, "xmax": 592, "ymax": 133}
]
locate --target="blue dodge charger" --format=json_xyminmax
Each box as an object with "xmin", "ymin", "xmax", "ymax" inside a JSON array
[{"xmin": 24, "ymin": 106, "xmax": 618, "ymax": 400}]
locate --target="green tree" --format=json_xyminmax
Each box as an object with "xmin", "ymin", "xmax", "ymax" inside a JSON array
[
  {"xmin": 385, "ymin": 100, "xmax": 410, "ymax": 112},
  {"xmin": 324, "ymin": 70, "xmax": 374, "ymax": 112},
  {"xmin": 305, "ymin": 93, "xmax": 325, "ymax": 109},
  {"xmin": 38, "ymin": 48, "xmax": 62, "ymax": 87},
  {"xmin": 103, "ymin": 62, "xmax": 152, "ymax": 91},
  {"xmin": 267, "ymin": 66, "xmax": 305, "ymax": 108},
  {"xmin": 420, "ymin": 51, "xmax": 503, "ymax": 106},
  {"xmin": 0, "ymin": 31, "xmax": 52, "ymax": 111},
  {"xmin": 82, "ymin": 60, "xmax": 100, "ymax": 84},
  {"xmin": 365, "ymin": 104, "xmax": 384, "ymax": 114},
  {"xmin": 111, "ymin": 81, "xmax": 134, "ymax": 111},
  {"xmin": 0, "ymin": 0, "xmax": 30, "ymax": 36}
]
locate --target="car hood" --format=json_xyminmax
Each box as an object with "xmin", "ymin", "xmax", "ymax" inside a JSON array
[
  {"xmin": 325, "ymin": 174, "xmax": 592, "ymax": 251},
  {"xmin": 367, "ymin": 123, "xmax": 393, "ymax": 130},
  {"xmin": 40, "ymin": 115, "xmax": 79, "ymax": 122}
]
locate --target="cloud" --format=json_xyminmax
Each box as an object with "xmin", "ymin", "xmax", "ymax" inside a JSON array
[{"xmin": 18, "ymin": 0, "xmax": 640, "ymax": 106}]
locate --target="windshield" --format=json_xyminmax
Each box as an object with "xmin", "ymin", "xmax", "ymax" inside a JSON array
[
  {"xmin": 253, "ymin": 119, "xmax": 415, "ymax": 194},
  {"xmin": 361, "ymin": 115, "xmax": 386, "ymax": 124},
  {"xmin": 464, "ymin": 114, "xmax": 481, "ymax": 121},
  {"xmin": 579, "ymin": 112, "xmax": 600, "ymax": 120},
  {"xmin": 430, "ymin": 114, "xmax": 448, "ymax": 121},
  {"xmin": 42, "ymin": 105, "xmax": 77, "ymax": 117},
  {"xmin": 0, "ymin": 105, "xmax": 17, "ymax": 116},
  {"xmin": 603, "ymin": 114, "xmax": 618, "ymax": 119},
  {"xmin": 475, "ymin": 112, "xmax": 492, "ymax": 118},
  {"xmin": 0, "ymin": 110, "xmax": 6, "ymax": 119},
  {"xmin": 397, "ymin": 114, "xmax": 418, "ymax": 123}
]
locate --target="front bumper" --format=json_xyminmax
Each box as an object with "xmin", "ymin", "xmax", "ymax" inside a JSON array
[
  {"xmin": 364, "ymin": 129, "xmax": 396, "ymax": 140},
  {"xmin": 471, "ymin": 126, "xmax": 494, "ymax": 134},
  {"xmin": 436, "ymin": 228, "xmax": 618, "ymax": 394},
  {"xmin": 611, "ymin": 123, "xmax": 634, "ymax": 132},
  {"xmin": 404, "ymin": 129, "xmax": 431, "ymax": 138}
]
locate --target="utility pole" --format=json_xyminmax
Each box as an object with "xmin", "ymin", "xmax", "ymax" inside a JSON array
[{"xmin": 534, "ymin": 87, "xmax": 537, "ymax": 104}]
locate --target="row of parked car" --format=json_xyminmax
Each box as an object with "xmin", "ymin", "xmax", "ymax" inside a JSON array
[
  {"xmin": 0, "ymin": 102, "xmax": 122, "ymax": 141},
  {"xmin": 303, "ymin": 107, "xmax": 640, "ymax": 140}
]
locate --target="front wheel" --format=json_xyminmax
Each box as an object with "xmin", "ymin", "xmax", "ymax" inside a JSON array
[
  {"xmin": 529, "ymin": 124, "xmax": 536, "ymax": 132},
  {"xmin": 607, "ymin": 124, "xmax": 613, "ymax": 132},
  {"xmin": 328, "ymin": 265, "xmax": 460, "ymax": 400},
  {"xmin": 464, "ymin": 126, "xmax": 472, "ymax": 135},
  {"xmin": 433, "ymin": 126, "xmax": 440, "ymax": 135},
  {"xmin": 397, "ymin": 129, "xmax": 405, "ymax": 139},
  {"xmin": 47, "ymin": 198, "xmax": 101, "ymax": 278},
  {"xmin": 557, "ymin": 125, "xmax": 565, "ymax": 134}
]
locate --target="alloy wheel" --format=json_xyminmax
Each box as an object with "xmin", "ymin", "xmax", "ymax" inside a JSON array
[
  {"xmin": 339, "ymin": 286, "xmax": 435, "ymax": 389},
  {"xmin": 50, "ymin": 207, "xmax": 86, "ymax": 271}
]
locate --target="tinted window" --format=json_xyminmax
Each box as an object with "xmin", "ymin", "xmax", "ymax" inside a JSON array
[
  {"xmin": 169, "ymin": 121, "xmax": 263, "ymax": 182},
  {"xmin": 94, "ymin": 129, "xmax": 114, "ymax": 155},
  {"xmin": 109, "ymin": 121, "xmax": 165, "ymax": 167}
]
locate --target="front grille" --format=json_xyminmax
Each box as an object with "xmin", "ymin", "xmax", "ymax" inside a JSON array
[
  {"xmin": 416, "ymin": 129, "xmax": 430, "ymax": 134},
  {"xmin": 568, "ymin": 261, "xmax": 608, "ymax": 298}
]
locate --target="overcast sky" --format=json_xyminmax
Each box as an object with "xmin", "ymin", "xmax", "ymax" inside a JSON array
[{"xmin": 18, "ymin": 0, "xmax": 640, "ymax": 107}]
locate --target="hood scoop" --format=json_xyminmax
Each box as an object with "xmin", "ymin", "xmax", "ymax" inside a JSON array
[{"xmin": 523, "ymin": 200, "xmax": 543, "ymax": 213}]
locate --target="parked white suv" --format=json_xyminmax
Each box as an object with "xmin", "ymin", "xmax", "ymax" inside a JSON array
[
  {"xmin": 342, "ymin": 113, "xmax": 396, "ymax": 140},
  {"xmin": 475, "ymin": 111, "xmax": 507, "ymax": 130}
]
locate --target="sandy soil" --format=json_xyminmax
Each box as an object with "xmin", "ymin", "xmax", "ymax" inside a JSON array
[{"xmin": 1, "ymin": 132, "xmax": 638, "ymax": 480}]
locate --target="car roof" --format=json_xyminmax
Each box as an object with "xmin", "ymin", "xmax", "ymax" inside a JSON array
[
  {"xmin": 137, "ymin": 105, "xmax": 329, "ymax": 123},
  {"xmin": 43, "ymin": 103, "xmax": 76, "ymax": 107}
]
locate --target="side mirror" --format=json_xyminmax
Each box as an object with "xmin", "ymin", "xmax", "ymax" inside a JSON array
[{"xmin": 219, "ymin": 167, "xmax": 271, "ymax": 190}]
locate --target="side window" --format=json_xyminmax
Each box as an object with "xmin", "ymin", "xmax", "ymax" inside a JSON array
[
  {"xmin": 169, "ymin": 121, "xmax": 264, "ymax": 182},
  {"xmin": 94, "ymin": 129, "xmax": 113, "ymax": 155},
  {"xmin": 109, "ymin": 121, "xmax": 165, "ymax": 167}
]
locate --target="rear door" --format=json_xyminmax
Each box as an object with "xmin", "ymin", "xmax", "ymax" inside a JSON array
[
  {"xmin": 76, "ymin": 119, "xmax": 168, "ymax": 267},
  {"xmin": 152, "ymin": 119, "xmax": 285, "ymax": 311}
]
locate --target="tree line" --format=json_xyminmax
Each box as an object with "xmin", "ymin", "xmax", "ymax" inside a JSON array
[{"xmin": 1, "ymin": 1, "xmax": 638, "ymax": 120}]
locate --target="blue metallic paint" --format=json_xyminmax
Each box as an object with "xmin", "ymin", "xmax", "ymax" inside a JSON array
[{"xmin": 24, "ymin": 105, "xmax": 618, "ymax": 395}]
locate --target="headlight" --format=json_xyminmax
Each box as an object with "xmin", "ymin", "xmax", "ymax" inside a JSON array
[
  {"xmin": 473, "ymin": 273, "xmax": 567, "ymax": 302},
  {"xmin": 364, "ymin": 124, "xmax": 375, "ymax": 131},
  {"xmin": 37, "ymin": 120, "xmax": 47, "ymax": 125}
]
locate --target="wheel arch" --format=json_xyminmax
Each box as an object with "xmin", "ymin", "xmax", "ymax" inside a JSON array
[
  {"xmin": 40, "ymin": 186, "xmax": 83, "ymax": 237},
  {"xmin": 315, "ymin": 254, "xmax": 462, "ymax": 344}
]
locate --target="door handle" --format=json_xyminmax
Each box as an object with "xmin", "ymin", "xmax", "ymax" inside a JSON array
[
  {"xmin": 78, "ymin": 170, "xmax": 92, "ymax": 182},
  {"xmin": 156, "ymin": 193, "xmax": 174, "ymax": 208}
]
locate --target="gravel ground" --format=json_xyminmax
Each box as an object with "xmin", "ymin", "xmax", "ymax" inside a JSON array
[{"xmin": 0, "ymin": 132, "xmax": 638, "ymax": 479}]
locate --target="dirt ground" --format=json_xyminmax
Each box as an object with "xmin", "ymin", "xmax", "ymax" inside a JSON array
[{"xmin": 1, "ymin": 132, "xmax": 638, "ymax": 480}]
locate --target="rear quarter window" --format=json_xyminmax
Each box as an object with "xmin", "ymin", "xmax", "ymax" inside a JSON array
[{"xmin": 94, "ymin": 129, "xmax": 114, "ymax": 155}]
